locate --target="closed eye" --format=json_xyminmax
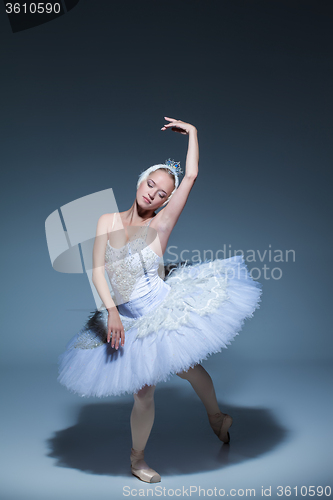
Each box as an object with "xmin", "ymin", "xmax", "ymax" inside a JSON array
[{"xmin": 147, "ymin": 180, "xmax": 166, "ymax": 198}]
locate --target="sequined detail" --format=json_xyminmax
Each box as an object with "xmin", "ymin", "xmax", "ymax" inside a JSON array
[
  {"xmin": 105, "ymin": 238, "xmax": 161, "ymax": 305},
  {"xmin": 72, "ymin": 309, "xmax": 138, "ymax": 349},
  {"xmin": 73, "ymin": 328, "xmax": 105, "ymax": 349}
]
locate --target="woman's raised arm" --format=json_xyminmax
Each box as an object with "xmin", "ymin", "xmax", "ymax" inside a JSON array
[{"xmin": 158, "ymin": 117, "xmax": 199, "ymax": 233}]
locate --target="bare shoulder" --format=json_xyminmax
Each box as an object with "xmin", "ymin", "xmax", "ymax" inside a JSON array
[
  {"xmin": 97, "ymin": 213, "xmax": 114, "ymax": 225},
  {"xmin": 96, "ymin": 213, "xmax": 116, "ymax": 234}
]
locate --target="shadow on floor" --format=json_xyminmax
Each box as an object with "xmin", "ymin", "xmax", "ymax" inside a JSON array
[{"xmin": 46, "ymin": 386, "xmax": 289, "ymax": 478}]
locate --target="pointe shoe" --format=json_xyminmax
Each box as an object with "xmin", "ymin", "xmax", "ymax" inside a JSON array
[
  {"xmin": 207, "ymin": 411, "xmax": 233, "ymax": 444},
  {"xmin": 130, "ymin": 448, "xmax": 161, "ymax": 483}
]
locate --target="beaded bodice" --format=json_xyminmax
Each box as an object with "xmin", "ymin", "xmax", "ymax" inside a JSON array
[{"xmin": 104, "ymin": 218, "xmax": 162, "ymax": 305}]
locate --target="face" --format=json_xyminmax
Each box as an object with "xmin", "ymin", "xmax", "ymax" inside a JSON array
[{"xmin": 137, "ymin": 169, "xmax": 175, "ymax": 210}]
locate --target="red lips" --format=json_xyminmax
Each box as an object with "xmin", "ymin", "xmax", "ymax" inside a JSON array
[{"xmin": 143, "ymin": 196, "xmax": 151, "ymax": 204}]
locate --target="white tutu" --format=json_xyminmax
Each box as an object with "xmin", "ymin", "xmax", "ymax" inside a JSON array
[{"xmin": 57, "ymin": 253, "xmax": 262, "ymax": 398}]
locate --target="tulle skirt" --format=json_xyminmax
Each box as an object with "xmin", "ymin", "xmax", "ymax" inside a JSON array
[{"xmin": 57, "ymin": 255, "xmax": 262, "ymax": 398}]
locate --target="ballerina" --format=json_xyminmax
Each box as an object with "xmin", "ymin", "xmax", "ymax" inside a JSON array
[{"xmin": 57, "ymin": 116, "xmax": 262, "ymax": 483}]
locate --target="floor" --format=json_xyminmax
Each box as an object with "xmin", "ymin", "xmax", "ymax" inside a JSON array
[{"xmin": 1, "ymin": 357, "xmax": 332, "ymax": 500}]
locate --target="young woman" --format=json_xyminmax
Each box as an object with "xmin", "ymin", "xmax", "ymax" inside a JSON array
[{"xmin": 57, "ymin": 116, "xmax": 262, "ymax": 483}]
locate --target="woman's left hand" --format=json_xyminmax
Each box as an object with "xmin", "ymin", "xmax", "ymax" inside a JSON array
[{"xmin": 161, "ymin": 116, "xmax": 196, "ymax": 135}]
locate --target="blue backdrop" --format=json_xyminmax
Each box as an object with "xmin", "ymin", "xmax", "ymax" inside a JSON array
[{"xmin": 1, "ymin": 1, "xmax": 331, "ymax": 367}]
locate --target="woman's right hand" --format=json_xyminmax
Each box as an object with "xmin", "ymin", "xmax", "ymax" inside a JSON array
[{"xmin": 107, "ymin": 307, "xmax": 125, "ymax": 349}]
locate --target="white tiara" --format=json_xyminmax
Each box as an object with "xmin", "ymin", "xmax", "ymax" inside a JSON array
[{"xmin": 165, "ymin": 158, "xmax": 183, "ymax": 177}]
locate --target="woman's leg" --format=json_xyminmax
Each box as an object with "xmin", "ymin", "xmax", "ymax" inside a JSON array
[
  {"xmin": 177, "ymin": 364, "xmax": 232, "ymax": 443},
  {"xmin": 130, "ymin": 384, "xmax": 156, "ymax": 469},
  {"xmin": 176, "ymin": 364, "xmax": 221, "ymax": 415}
]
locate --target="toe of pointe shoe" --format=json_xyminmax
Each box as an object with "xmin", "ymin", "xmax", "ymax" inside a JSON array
[
  {"xmin": 131, "ymin": 466, "xmax": 161, "ymax": 483},
  {"xmin": 208, "ymin": 412, "xmax": 233, "ymax": 444},
  {"xmin": 220, "ymin": 416, "xmax": 232, "ymax": 444}
]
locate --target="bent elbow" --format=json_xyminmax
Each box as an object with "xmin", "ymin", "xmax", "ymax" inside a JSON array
[{"xmin": 185, "ymin": 172, "xmax": 198, "ymax": 182}]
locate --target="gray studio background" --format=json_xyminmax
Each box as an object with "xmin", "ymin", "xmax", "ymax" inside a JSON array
[
  {"xmin": 1, "ymin": 1, "xmax": 331, "ymax": 366},
  {"xmin": 0, "ymin": 2, "xmax": 332, "ymax": 499}
]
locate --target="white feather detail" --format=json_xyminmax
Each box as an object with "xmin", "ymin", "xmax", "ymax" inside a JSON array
[{"xmin": 133, "ymin": 260, "xmax": 230, "ymax": 339}]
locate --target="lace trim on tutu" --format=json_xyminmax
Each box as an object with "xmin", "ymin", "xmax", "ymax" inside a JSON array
[
  {"xmin": 71, "ymin": 311, "xmax": 108, "ymax": 349},
  {"xmin": 134, "ymin": 260, "xmax": 229, "ymax": 339}
]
